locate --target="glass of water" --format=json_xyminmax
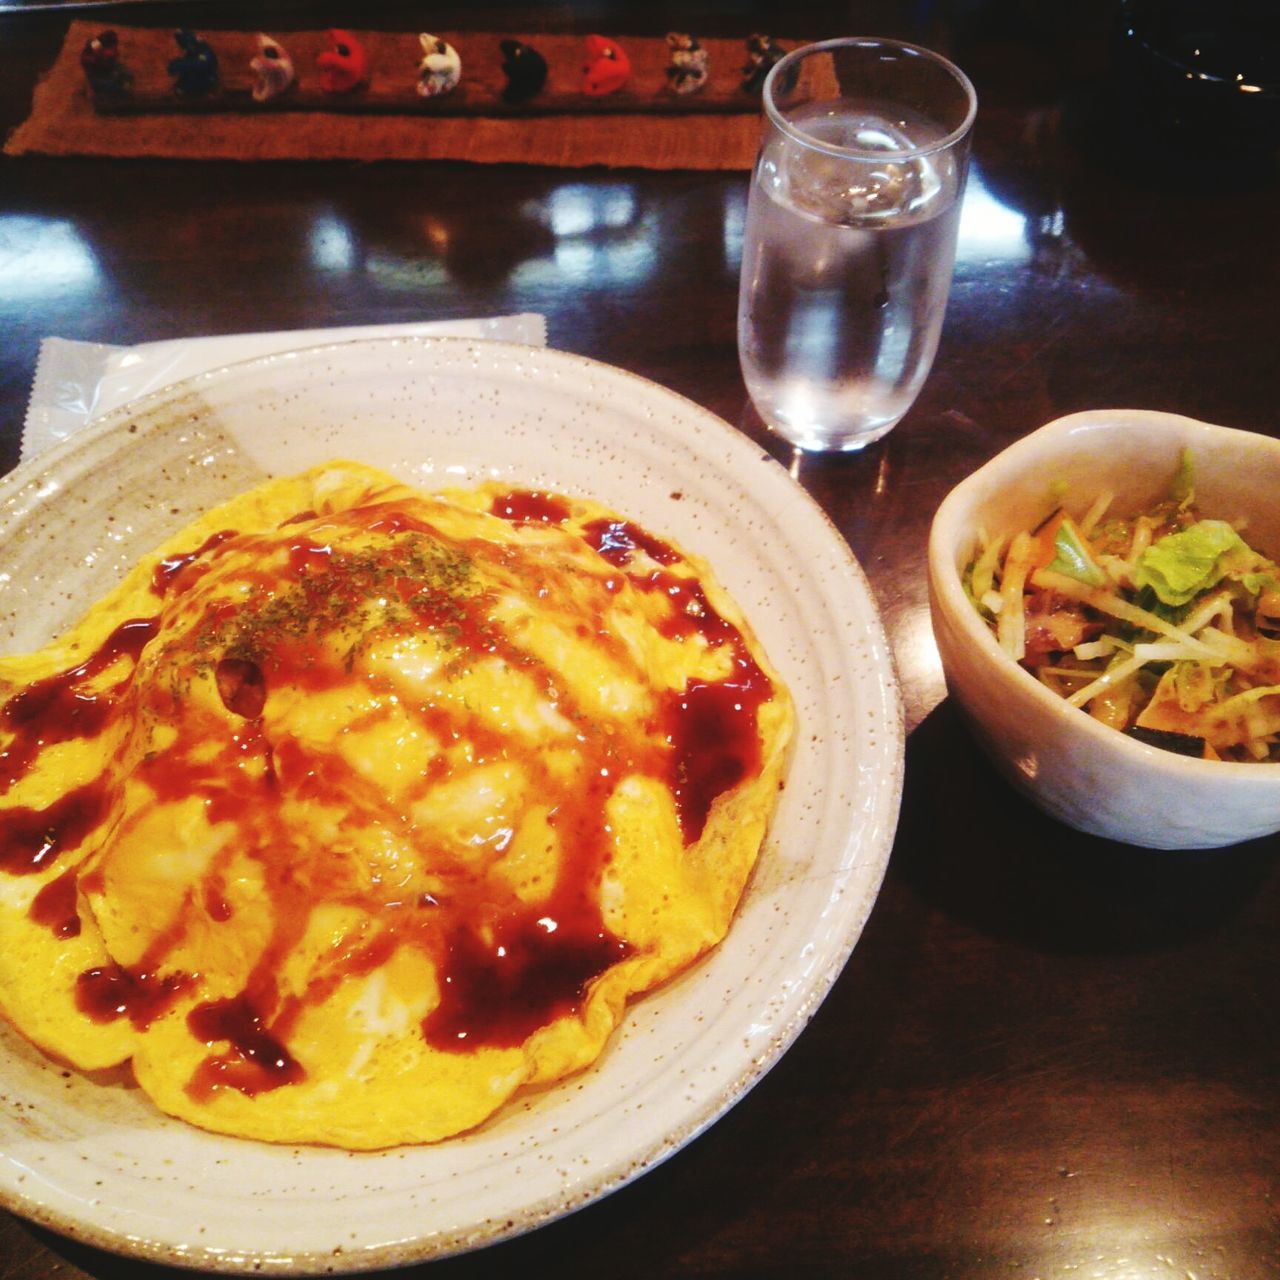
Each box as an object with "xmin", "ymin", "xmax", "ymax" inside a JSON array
[{"xmin": 738, "ymin": 37, "xmax": 977, "ymax": 452}]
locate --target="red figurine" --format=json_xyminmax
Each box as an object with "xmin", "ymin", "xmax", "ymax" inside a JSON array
[
  {"xmin": 80, "ymin": 29, "xmax": 133, "ymax": 97},
  {"xmin": 581, "ymin": 35, "xmax": 630, "ymax": 96},
  {"xmin": 316, "ymin": 29, "xmax": 369, "ymax": 95}
]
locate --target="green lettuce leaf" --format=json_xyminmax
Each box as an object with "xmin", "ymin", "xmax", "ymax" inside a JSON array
[
  {"xmin": 1241, "ymin": 570, "xmax": 1280, "ymax": 597},
  {"xmin": 1046, "ymin": 519, "xmax": 1106, "ymax": 586},
  {"xmin": 1135, "ymin": 520, "xmax": 1245, "ymax": 607}
]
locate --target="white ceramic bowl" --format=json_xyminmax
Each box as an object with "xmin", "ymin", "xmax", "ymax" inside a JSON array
[
  {"xmin": 928, "ymin": 408, "xmax": 1280, "ymax": 850},
  {"xmin": 0, "ymin": 337, "xmax": 903, "ymax": 1271}
]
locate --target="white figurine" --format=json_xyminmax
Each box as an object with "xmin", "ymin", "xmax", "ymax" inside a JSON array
[
  {"xmin": 666, "ymin": 32, "xmax": 708, "ymax": 95},
  {"xmin": 250, "ymin": 33, "xmax": 294, "ymax": 103},
  {"xmin": 417, "ymin": 33, "xmax": 461, "ymax": 98}
]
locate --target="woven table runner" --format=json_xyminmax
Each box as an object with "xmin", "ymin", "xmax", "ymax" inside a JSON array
[{"xmin": 5, "ymin": 22, "xmax": 776, "ymax": 167}]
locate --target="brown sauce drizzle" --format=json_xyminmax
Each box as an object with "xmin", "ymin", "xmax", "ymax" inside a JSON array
[
  {"xmin": 490, "ymin": 490, "xmax": 571, "ymax": 525},
  {"xmin": 653, "ymin": 563, "xmax": 773, "ymax": 842},
  {"xmin": 75, "ymin": 962, "xmax": 191, "ymax": 1029},
  {"xmin": 662, "ymin": 669, "xmax": 768, "ymax": 843},
  {"xmin": 582, "ymin": 516, "xmax": 774, "ymax": 843},
  {"xmin": 30, "ymin": 866, "xmax": 81, "ymax": 938},
  {"xmin": 152, "ymin": 530, "xmax": 237, "ymax": 596},
  {"xmin": 186, "ymin": 993, "xmax": 305, "ymax": 1100},
  {"xmin": 423, "ymin": 908, "xmax": 630, "ymax": 1049},
  {"xmin": 0, "ymin": 617, "xmax": 157, "ymax": 794},
  {"xmin": 203, "ymin": 882, "xmax": 234, "ymax": 923},
  {"xmin": 287, "ymin": 540, "xmax": 333, "ymax": 574},
  {"xmin": 2, "ymin": 617, "xmax": 160, "ymax": 951},
  {"xmin": 583, "ymin": 517, "xmax": 682, "ymax": 568},
  {"xmin": 0, "ymin": 782, "xmax": 107, "ymax": 875}
]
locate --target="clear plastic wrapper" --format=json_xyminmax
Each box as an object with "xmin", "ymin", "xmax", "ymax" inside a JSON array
[{"xmin": 23, "ymin": 315, "xmax": 547, "ymax": 462}]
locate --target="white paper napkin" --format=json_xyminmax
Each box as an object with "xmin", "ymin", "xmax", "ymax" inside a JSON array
[{"xmin": 23, "ymin": 314, "xmax": 547, "ymax": 463}]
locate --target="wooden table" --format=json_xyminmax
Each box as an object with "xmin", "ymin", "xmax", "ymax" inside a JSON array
[{"xmin": 2, "ymin": 2, "xmax": 1278, "ymax": 1276}]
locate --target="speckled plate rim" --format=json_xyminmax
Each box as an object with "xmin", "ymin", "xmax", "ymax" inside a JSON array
[{"xmin": 0, "ymin": 336, "xmax": 904, "ymax": 1273}]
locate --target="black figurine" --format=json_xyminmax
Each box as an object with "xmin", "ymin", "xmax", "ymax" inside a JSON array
[
  {"xmin": 741, "ymin": 34, "xmax": 785, "ymax": 94},
  {"xmin": 499, "ymin": 39, "xmax": 547, "ymax": 104},
  {"xmin": 168, "ymin": 29, "xmax": 219, "ymax": 99},
  {"xmin": 80, "ymin": 29, "xmax": 133, "ymax": 97}
]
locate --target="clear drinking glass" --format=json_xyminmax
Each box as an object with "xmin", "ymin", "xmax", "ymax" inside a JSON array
[{"xmin": 738, "ymin": 37, "xmax": 977, "ymax": 452}]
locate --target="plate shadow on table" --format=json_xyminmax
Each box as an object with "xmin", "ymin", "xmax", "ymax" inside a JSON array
[{"xmin": 892, "ymin": 697, "xmax": 1280, "ymax": 957}]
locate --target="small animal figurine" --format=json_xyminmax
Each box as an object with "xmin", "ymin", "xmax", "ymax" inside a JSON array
[
  {"xmin": 665, "ymin": 32, "xmax": 708, "ymax": 95},
  {"xmin": 499, "ymin": 38, "xmax": 547, "ymax": 104},
  {"xmin": 168, "ymin": 29, "xmax": 219, "ymax": 99},
  {"xmin": 581, "ymin": 34, "xmax": 630, "ymax": 97},
  {"xmin": 316, "ymin": 29, "xmax": 369, "ymax": 95},
  {"xmin": 80, "ymin": 29, "xmax": 133, "ymax": 97},
  {"xmin": 741, "ymin": 33, "xmax": 785, "ymax": 94},
  {"xmin": 417, "ymin": 33, "xmax": 461, "ymax": 98},
  {"xmin": 250, "ymin": 34, "xmax": 294, "ymax": 103}
]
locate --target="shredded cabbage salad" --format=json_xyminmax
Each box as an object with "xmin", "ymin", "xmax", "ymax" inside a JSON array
[{"xmin": 965, "ymin": 451, "xmax": 1280, "ymax": 761}]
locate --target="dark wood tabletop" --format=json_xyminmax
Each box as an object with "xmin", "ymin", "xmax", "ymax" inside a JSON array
[{"xmin": 1, "ymin": 1, "xmax": 1278, "ymax": 1276}]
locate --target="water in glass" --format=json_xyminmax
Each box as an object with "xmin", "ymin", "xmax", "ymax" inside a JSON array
[{"xmin": 738, "ymin": 101, "xmax": 965, "ymax": 452}]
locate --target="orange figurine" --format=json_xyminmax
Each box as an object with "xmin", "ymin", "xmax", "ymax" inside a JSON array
[
  {"xmin": 316, "ymin": 29, "xmax": 369, "ymax": 94},
  {"xmin": 581, "ymin": 35, "xmax": 630, "ymax": 96}
]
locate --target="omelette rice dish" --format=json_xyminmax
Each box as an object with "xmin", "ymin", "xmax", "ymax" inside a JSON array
[{"xmin": 0, "ymin": 462, "xmax": 793, "ymax": 1148}]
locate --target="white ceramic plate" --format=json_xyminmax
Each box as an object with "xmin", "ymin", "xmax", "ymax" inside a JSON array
[{"xmin": 0, "ymin": 337, "xmax": 903, "ymax": 1272}]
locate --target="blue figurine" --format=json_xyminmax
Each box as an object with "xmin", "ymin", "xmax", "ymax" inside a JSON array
[{"xmin": 168, "ymin": 29, "xmax": 219, "ymax": 99}]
